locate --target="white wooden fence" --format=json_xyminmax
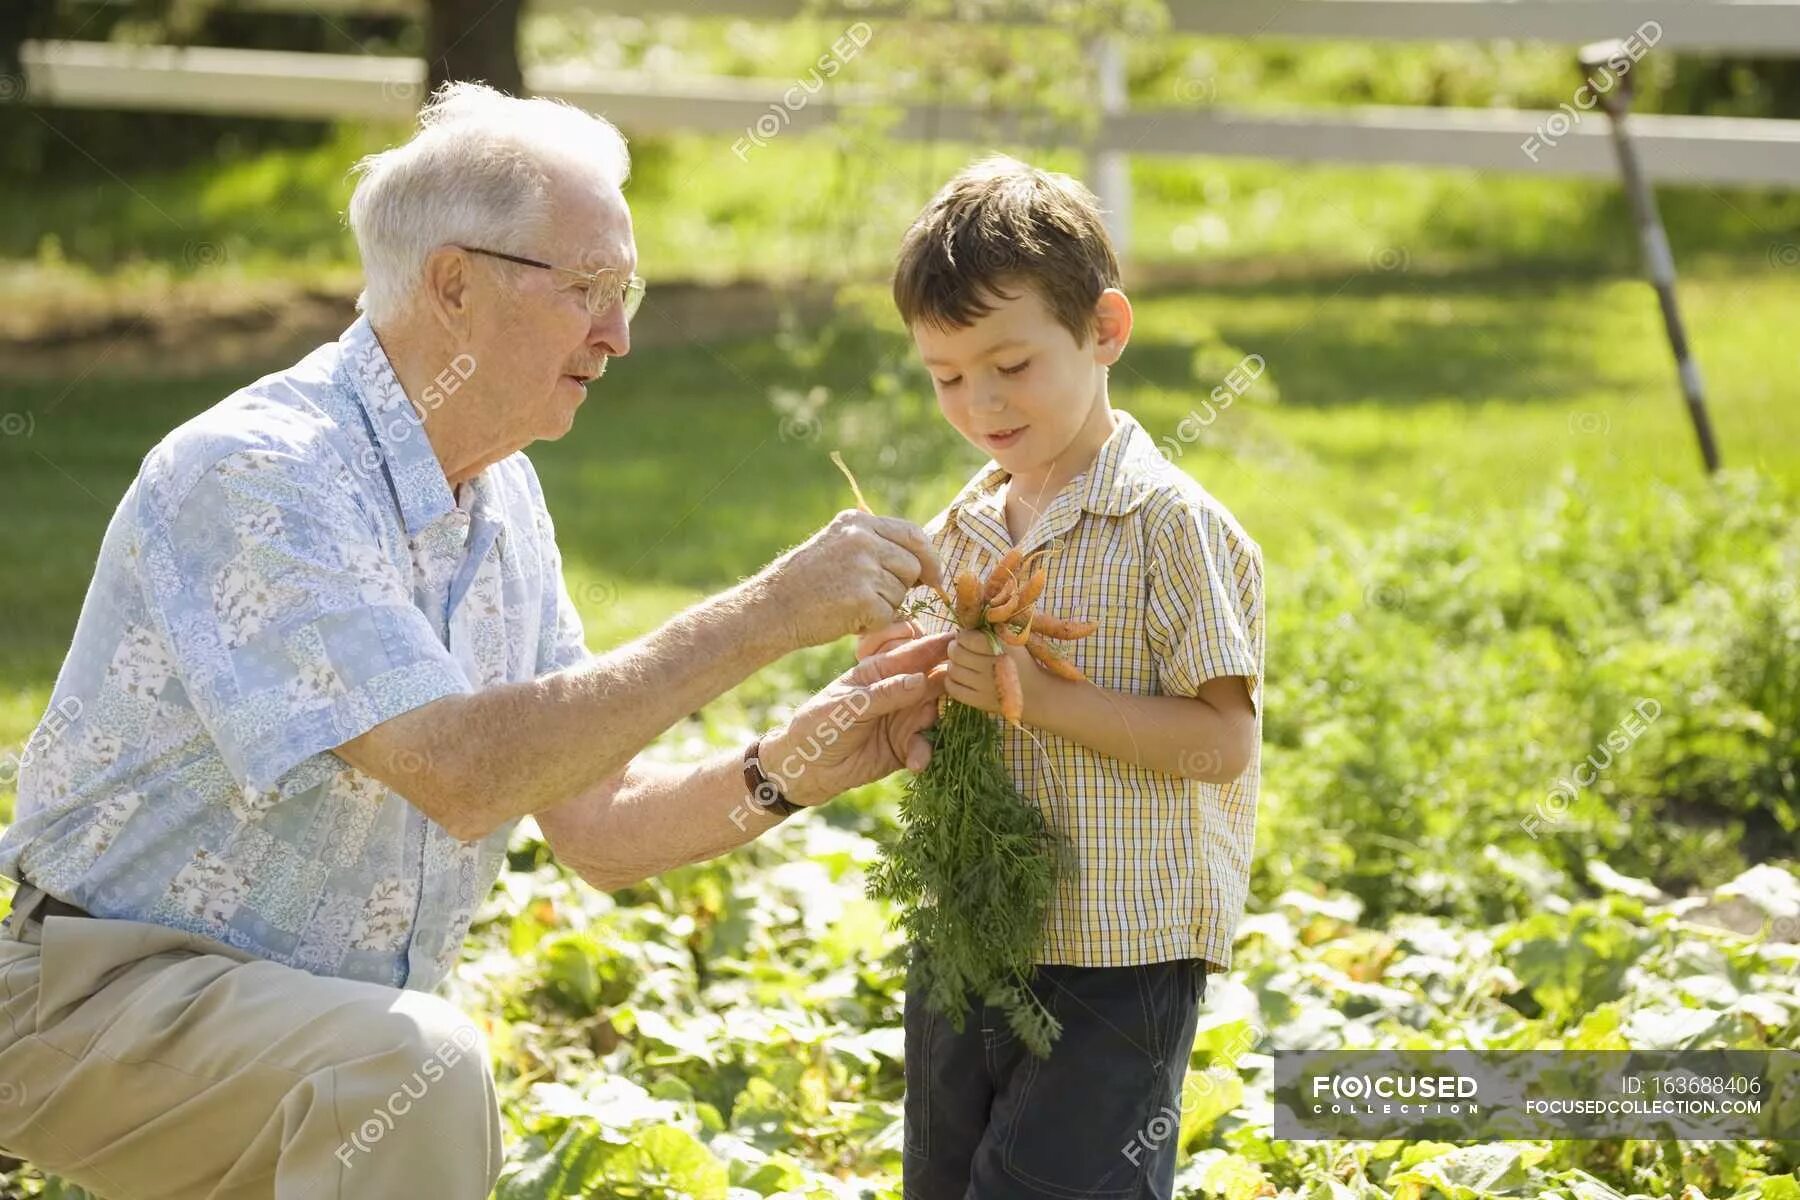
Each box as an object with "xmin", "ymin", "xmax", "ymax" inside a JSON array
[{"xmin": 15, "ymin": 0, "xmax": 1800, "ymax": 252}]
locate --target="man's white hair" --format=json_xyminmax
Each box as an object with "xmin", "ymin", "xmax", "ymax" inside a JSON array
[{"xmin": 347, "ymin": 81, "xmax": 630, "ymax": 324}]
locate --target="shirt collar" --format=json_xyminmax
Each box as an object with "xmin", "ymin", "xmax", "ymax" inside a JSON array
[
  {"xmin": 947, "ymin": 408, "xmax": 1160, "ymax": 533},
  {"xmin": 1074, "ymin": 409, "xmax": 1163, "ymax": 517},
  {"xmin": 338, "ymin": 315, "xmax": 458, "ymax": 537}
]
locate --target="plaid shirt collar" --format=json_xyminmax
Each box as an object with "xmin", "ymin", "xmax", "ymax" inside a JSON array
[{"xmin": 946, "ymin": 408, "xmax": 1162, "ymax": 557}]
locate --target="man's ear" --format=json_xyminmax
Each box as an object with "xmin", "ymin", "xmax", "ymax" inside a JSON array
[
  {"xmin": 421, "ymin": 245, "xmax": 475, "ymax": 340},
  {"xmin": 1092, "ymin": 288, "xmax": 1133, "ymax": 367}
]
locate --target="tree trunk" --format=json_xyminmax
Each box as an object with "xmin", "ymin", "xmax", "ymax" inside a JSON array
[
  {"xmin": 2, "ymin": 0, "xmax": 55, "ymax": 80},
  {"xmin": 425, "ymin": 0, "xmax": 525, "ymax": 99}
]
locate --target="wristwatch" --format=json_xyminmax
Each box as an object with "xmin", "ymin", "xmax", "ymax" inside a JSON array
[{"xmin": 743, "ymin": 736, "xmax": 805, "ymax": 819}]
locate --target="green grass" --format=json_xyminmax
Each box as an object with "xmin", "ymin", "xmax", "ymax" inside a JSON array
[
  {"xmin": 3, "ymin": 254, "xmax": 1796, "ymax": 826},
  {"xmin": 7, "ymin": 116, "xmax": 1798, "ymax": 305}
]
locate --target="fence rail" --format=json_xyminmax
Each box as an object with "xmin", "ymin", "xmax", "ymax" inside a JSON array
[{"xmin": 21, "ymin": 40, "xmax": 1800, "ymax": 189}]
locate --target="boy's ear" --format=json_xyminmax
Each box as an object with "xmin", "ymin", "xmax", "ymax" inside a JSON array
[{"xmin": 1091, "ymin": 288, "xmax": 1133, "ymax": 366}]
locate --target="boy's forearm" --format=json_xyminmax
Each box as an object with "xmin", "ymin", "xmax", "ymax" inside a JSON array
[{"xmin": 1026, "ymin": 676, "xmax": 1254, "ymax": 782}]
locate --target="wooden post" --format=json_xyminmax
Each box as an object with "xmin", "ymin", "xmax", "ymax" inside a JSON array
[
  {"xmin": 1088, "ymin": 34, "xmax": 1131, "ymax": 261},
  {"xmin": 1579, "ymin": 38, "xmax": 1722, "ymax": 474}
]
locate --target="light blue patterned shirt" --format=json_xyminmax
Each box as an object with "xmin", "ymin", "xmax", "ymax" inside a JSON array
[{"xmin": 0, "ymin": 316, "xmax": 593, "ymax": 991}]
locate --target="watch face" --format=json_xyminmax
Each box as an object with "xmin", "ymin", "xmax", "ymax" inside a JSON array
[{"xmin": 752, "ymin": 779, "xmax": 785, "ymax": 808}]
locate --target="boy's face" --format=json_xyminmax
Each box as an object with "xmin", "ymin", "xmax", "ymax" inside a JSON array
[{"xmin": 912, "ymin": 282, "xmax": 1129, "ymax": 476}]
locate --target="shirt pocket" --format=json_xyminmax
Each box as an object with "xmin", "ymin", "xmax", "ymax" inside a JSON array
[{"xmin": 1057, "ymin": 530, "xmax": 1149, "ymax": 695}]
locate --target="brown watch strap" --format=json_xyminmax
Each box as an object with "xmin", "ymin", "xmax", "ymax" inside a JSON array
[{"xmin": 743, "ymin": 738, "xmax": 804, "ymax": 818}]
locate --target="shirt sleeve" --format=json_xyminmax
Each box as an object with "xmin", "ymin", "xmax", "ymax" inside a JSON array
[
  {"xmin": 135, "ymin": 448, "xmax": 473, "ymax": 794},
  {"xmin": 1143, "ymin": 502, "xmax": 1265, "ymax": 707}
]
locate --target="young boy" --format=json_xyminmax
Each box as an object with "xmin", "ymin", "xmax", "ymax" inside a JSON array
[{"xmin": 861, "ymin": 156, "xmax": 1265, "ymax": 1199}]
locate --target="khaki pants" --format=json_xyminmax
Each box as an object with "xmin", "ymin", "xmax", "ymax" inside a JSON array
[{"xmin": 0, "ymin": 885, "xmax": 504, "ymax": 1199}]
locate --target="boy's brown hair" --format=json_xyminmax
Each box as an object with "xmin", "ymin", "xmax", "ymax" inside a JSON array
[{"xmin": 893, "ymin": 154, "xmax": 1121, "ymax": 344}]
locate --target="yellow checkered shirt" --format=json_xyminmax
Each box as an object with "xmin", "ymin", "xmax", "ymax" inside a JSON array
[{"xmin": 910, "ymin": 409, "xmax": 1264, "ymax": 971}]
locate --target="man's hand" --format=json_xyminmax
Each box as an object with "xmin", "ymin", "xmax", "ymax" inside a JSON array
[
  {"xmin": 761, "ymin": 632, "xmax": 953, "ymax": 804},
  {"xmin": 854, "ymin": 618, "xmax": 923, "ymax": 662},
  {"xmin": 755, "ymin": 511, "xmax": 944, "ymax": 650}
]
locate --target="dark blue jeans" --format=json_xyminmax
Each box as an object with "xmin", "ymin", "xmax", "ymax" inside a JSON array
[{"xmin": 903, "ymin": 958, "xmax": 1208, "ymax": 1200}]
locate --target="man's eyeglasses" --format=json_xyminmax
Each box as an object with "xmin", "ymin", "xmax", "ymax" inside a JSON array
[{"xmin": 457, "ymin": 246, "xmax": 646, "ymax": 321}]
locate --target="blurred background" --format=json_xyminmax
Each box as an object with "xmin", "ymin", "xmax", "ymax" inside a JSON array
[{"xmin": 2, "ymin": 2, "xmax": 1798, "ymax": 1197}]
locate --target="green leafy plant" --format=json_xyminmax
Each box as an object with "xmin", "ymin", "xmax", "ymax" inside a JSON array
[{"xmin": 868, "ymin": 697, "xmax": 1068, "ymax": 1055}]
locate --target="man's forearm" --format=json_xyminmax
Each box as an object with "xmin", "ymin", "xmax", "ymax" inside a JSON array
[
  {"xmin": 337, "ymin": 510, "xmax": 946, "ymax": 842},
  {"xmin": 537, "ymin": 630, "xmax": 954, "ymax": 886},
  {"xmin": 536, "ymin": 750, "xmax": 787, "ymax": 891},
  {"xmin": 431, "ymin": 576, "xmax": 792, "ymax": 838}
]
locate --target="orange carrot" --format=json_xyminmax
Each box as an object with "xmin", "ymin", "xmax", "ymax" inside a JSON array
[
  {"xmin": 995, "ymin": 620, "xmax": 1030, "ymax": 646},
  {"xmin": 1028, "ymin": 613, "xmax": 1099, "ymax": 641},
  {"xmin": 987, "ymin": 566, "xmax": 1046, "ymax": 624},
  {"xmin": 986, "ymin": 572, "xmax": 1019, "ymax": 617},
  {"xmin": 953, "ymin": 570, "xmax": 982, "ymax": 627},
  {"xmin": 994, "ymin": 654, "xmax": 1024, "ymax": 724},
  {"xmin": 1027, "ymin": 633, "xmax": 1087, "ymax": 682},
  {"xmin": 983, "ymin": 547, "xmax": 1024, "ymax": 600},
  {"xmin": 1020, "ymin": 565, "xmax": 1048, "ymax": 606}
]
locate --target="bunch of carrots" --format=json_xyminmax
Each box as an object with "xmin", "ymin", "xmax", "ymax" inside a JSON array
[
  {"xmin": 882, "ymin": 550, "xmax": 1101, "ymax": 1057},
  {"xmin": 867, "ymin": 544, "xmax": 1096, "ymax": 1056},
  {"xmin": 945, "ymin": 546, "xmax": 1098, "ymax": 723},
  {"xmin": 835, "ymin": 453, "xmax": 1093, "ymax": 1056}
]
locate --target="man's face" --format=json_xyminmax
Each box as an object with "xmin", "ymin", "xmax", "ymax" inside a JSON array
[
  {"xmin": 911, "ymin": 283, "xmax": 1107, "ymax": 476},
  {"xmin": 469, "ymin": 174, "xmax": 637, "ymax": 444}
]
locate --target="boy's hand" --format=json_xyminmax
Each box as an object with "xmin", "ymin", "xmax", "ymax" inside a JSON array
[
  {"xmin": 855, "ymin": 619, "xmax": 923, "ymax": 661},
  {"xmin": 944, "ymin": 629, "xmax": 1039, "ymax": 719}
]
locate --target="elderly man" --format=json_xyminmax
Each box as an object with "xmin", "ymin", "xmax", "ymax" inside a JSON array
[{"xmin": 0, "ymin": 83, "xmax": 948, "ymax": 1199}]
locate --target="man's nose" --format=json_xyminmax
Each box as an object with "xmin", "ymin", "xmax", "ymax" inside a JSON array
[{"xmin": 591, "ymin": 305, "xmax": 630, "ymax": 359}]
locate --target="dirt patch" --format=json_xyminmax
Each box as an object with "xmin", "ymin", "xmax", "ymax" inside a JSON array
[{"xmin": 0, "ymin": 254, "xmax": 1486, "ymax": 380}]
